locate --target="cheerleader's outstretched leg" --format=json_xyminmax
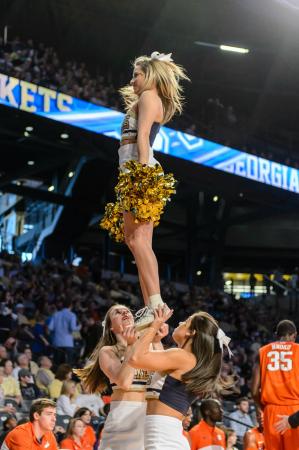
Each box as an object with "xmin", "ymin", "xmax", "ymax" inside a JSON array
[{"xmin": 123, "ymin": 211, "xmax": 166, "ymax": 330}]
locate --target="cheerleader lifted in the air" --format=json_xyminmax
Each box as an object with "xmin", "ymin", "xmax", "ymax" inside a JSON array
[{"xmin": 101, "ymin": 51, "xmax": 189, "ymax": 329}]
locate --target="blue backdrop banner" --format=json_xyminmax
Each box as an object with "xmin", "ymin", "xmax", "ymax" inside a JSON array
[{"xmin": 1, "ymin": 72, "xmax": 298, "ymax": 194}]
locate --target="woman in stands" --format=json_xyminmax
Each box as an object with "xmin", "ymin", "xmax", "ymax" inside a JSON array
[
  {"xmin": 75, "ymin": 304, "xmax": 166, "ymax": 450},
  {"xmin": 73, "ymin": 408, "xmax": 96, "ymax": 450},
  {"xmin": 126, "ymin": 306, "xmax": 231, "ymax": 450},
  {"xmin": 56, "ymin": 380, "xmax": 78, "ymax": 416},
  {"xmin": 60, "ymin": 418, "xmax": 87, "ymax": 450},
  {"xmin": 48, "ymin": 363, "xmax": 73, "ymax": 400},
  {"xmin": 101, "ymin": 52, "xmax": 189, "ymax": 330},
  {"xmin": 225, "ymin": 428, "xmax": 238, "ymax": 450}
]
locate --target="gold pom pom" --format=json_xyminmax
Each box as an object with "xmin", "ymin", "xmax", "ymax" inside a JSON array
[{"xmin": 100, "ymin": 161, "xmax": 177, "ymax": 242}]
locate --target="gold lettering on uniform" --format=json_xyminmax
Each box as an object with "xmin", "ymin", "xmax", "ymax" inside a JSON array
[
  {"xmin": 20, "ymin": 81, "xmax": 37, "ymax": 112},
  {"xmin": 57, "ymin": 93, "xmax": 73, "ymax": 111},
  {"xmin": 38, "ymin": 86, "xmax": 57, "ymax": 112},
  {"xmin": 0, "ymin": 74, "xmax": 19, "ymax": 107},
  {"xmin": 135, "ymin": 368, "xmax": 150, "ymax": 380}
]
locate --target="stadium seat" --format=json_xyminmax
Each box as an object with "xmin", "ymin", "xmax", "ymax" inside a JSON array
[
  {"xmin": 56, "ymin": 414, "xmax": 72, "ymax": 429},
  {"xmin": 4, "ymin": 398, "xmax": 19, "ymax": 409}
]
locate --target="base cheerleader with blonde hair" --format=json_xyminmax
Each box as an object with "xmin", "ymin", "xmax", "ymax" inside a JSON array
[
  {"xmin": 101, "ymin": 51, "xmax": 189, "ymax": 330},
  {"xmin": 74, "ymin": 304, "xmax": 168, "ymax": 450}
]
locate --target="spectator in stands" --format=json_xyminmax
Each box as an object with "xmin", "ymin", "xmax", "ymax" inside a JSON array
[
  {"xmin": 12, "ymin": 353, "xmax": 30, "ymax": 380},
  {"xmin": 75, "ymin": 384, "xmax": 104, "ymax": 416},
  {"xmin": 3, "ymin": 338, "xmax": 18, "ymax": 362},
  {"xmin": 228, "ymin": 397, "xmax": 253, "ymax": 442},
  {"xmin": 225, "ymin": 428, "xmax": 238, "ymax": 450},
  {"xmin": 0, "ymin": 416, "xmax": 17, "ymax": 446},
  {"xmin": 243, "ymin": 410, "xmax": 265, "ymax": 449},
  {"xmin": 189, "ymin": 399, "xmax": 226, "ymax": 450},
  {"xmin": 59, "ymin": 418, "xmax": 85, "ymax": 450},
  {"xmin": 1, "ymin": 398, "xmax": 58, "ymax": 450},
  {"xmin": 0, "ymin": 369, "xmax": 17, "ymax": 415},
  {"xmin": 15, "ymin": 303, "xmax": 30, "ymax": 326},
  {"xmin": 56, "ymin": 380, "xmax": 78, "ymax": 416},
  {"xmin": 0, "ymin": 346, "xmax": 8, "ymax": 364},
  {"xmin": 18, "ymin": 368, "xmax": 41, "ymax": 401},
  {"xmin": 31, "ymin": 313, "xmax": 51, "ymax": 357},
  {"xmin": 0, "ymin": 303, "xmax": 17, "ymax": 332},
  {"xmin": 48, "ymin": 364, "xmax": 73, "ymax": 400},
  {"xmin": 73, "ymin": 408, "xmax": 96, "ymax": 449},
  {"xmin": 23, "ymin": 347, "xmax": 39, "ymax": 376},
  {"xmin": 48, "ymin": 298, "xmax": 81, "ymax": 365},
  {"xmin": 1, "ymin": 360, "xmax": 22, "ymax": 405},
  {"xmin": 35, "ymin": 356, "xmax": 55, "ymax": 396}
]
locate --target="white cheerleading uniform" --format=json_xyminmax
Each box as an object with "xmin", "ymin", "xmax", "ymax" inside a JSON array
[
  {"xmin": 144, "ymin": 375, "xmax": 196, "ymax": 450},
  {"xmin": 146, "ymin": 371, "xmax": 166, "ymax": 400},
  {"xmin": 118, "ymin": 110, "xmax": 160, "ymax": 170},
  {"xmin": 99, "ymin": 366, "xmax": 150, "ymax": 450},
  {"xmin": 145, "ymin": 373, "xmax": 190, "ymax": 449},
  {"xmin": 145, "ymin": 372, "xmax": 189, "ymax": 449},
  {"xmin": 145, "ymin": 415, "xmax": 190, "ymax": 450},
  {"xmin": 99, "ymin": 401, "xmax": 147, "ymax": 450}
]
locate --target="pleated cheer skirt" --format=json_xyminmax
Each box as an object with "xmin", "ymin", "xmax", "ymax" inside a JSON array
[{"xmin": 99, "ymin": 401, "xmax": 146, "ymax": 450}]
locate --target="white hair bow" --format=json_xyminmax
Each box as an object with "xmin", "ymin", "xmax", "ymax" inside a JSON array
[
  {"xmin": 217, "ymin": 328, "xmax": 233, "ymax": 358},
  {"xmin": 151, "ymin": 51, "xmax": 173, "ymax": 62}
]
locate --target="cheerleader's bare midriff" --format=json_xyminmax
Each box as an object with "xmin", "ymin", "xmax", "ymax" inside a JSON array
[{"xmin": 111, "ymin": 388, "xmax": 146, "ymax": 402}]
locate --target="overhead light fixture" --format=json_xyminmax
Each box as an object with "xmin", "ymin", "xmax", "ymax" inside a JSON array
[
  {"xmin": 196, "ymin": 270, "xmax": 202, "ymax": 276},
  {"xmin": 48, "ymin": 185, "xmax": 55, "ymax": 192},
  {"xmin": 194, "ymin": 41, "xmax": 218, "ymax": 49},
  {"xmin": 25, "ymin": 126, "xmax": 34, "ymax": 132},
  {"xmin": 27, "ymin": 161, "xmax": 35, "ymax": 166},
  {"xmin": 213, "ymin": 195, "xmax": 219, "ymax": 202},
  {"xmin": 60, "ymin": 133, "xmax": 69, "ymax": 139},
  {"xmin": 194, "ymin": 41, "xmax": 249, "ymax": 54},
  {"xmin": 220, "ymin": 45, "xmax": 249, "ymax": 54},
  {"xmin": 68, "ymin": 171, "xmax": 74, "ymax": 178}
]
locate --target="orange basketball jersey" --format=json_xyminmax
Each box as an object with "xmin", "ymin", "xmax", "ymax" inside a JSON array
[{"xmin": 259, "ymin": 341, "xmax": 299, "ymax": 405}]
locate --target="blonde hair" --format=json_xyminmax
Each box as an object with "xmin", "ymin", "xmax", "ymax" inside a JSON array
[
  {"xmin": 60, "ymin": 380, "xmax": 76, "ymax": 398},
  {"xmin": 73, "ymin": 304, "xmax": 130, "ymax": 393},
  {"xmin": 119, "ymin": 53, "xmax": 190, "ymax": 124}
]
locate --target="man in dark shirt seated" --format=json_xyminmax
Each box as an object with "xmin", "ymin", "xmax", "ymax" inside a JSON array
[{"xmin": 19, "ymin": 369, "xmax": 41, "ymax": 408}]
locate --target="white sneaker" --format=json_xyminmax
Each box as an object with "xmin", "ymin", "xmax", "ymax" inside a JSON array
[
  {"xmin": 134, "ymin": 303, "xmax": 171, "ymax": 331},
  {"xmin": 134, "ymin": 306, "xmax": 155, "ymax": 331}
]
